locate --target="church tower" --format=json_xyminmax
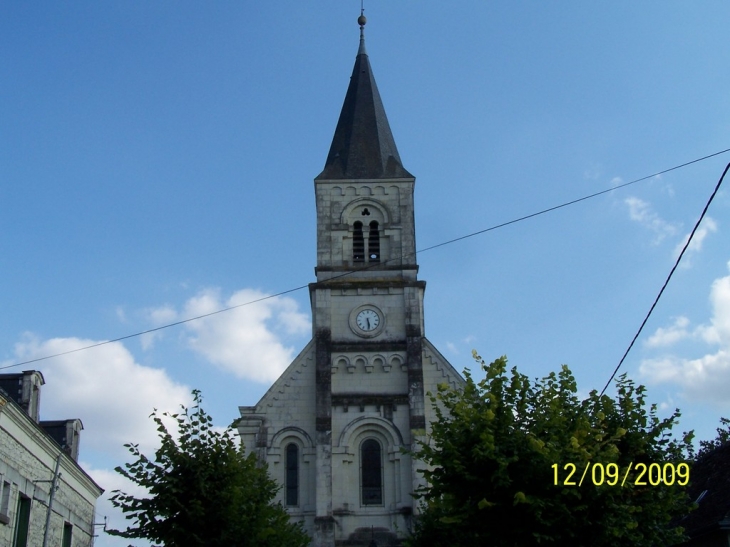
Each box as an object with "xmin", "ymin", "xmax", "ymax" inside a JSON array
[{"xmin": 237, "ymin": 15, "xmax": 464, "ymax": 547}]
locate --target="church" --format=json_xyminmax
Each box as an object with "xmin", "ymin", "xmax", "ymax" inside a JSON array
[{"xmin": 236, "ymin": 15, "xmax": 464, "ymax": 547}]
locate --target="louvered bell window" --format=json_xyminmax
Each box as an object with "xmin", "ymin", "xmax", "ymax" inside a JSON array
[
  {"xmin": 353, "ymin": 221, "xmax": 365, "ymax": 262},
  {"xmin": 368, "ymin": 221, "xmax": 380, "ymax": 262}
]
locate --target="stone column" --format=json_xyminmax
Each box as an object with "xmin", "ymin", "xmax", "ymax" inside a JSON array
[{"xmin": 313, "ymin": 327, "xmax": 335, "ymax": 547}]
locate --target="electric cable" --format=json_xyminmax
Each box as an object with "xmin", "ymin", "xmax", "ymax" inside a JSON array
[
  {"xmin": 417, "ymin": 148, "xmax": 730, "ymax": 254},
  {"xmin": 2, "ymin": 148, "xmax": 729, "ymax": 372},
  {"xmin": 598, "ymin": 161, "xmax": 730, "ymax": 396}
]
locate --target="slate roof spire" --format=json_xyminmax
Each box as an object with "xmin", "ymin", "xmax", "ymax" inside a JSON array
[{"xmin": 316, "ymin": 13, "xmax": 413, "ymax": 180}]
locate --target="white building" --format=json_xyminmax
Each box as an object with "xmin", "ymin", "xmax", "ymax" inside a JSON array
[
  {"xmin": 0, "ymin": 371, "xmax": 103, "ymax": 547},
  {"xmin": 237, "ymin": 18, "xmax": 464, "ymax": 547}
]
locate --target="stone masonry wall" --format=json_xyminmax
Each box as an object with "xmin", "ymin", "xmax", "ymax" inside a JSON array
[{"xmin": 0, "ymin": 396, "xmax": 101, "ymax": 547}]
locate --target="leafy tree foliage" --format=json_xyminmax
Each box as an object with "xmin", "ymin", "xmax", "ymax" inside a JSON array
[
  {"xmin": 408, "ymin": 353, "xmax": 694, "ymax": 547},
  {"xmin": 696, "ymin": 417, "xmax": 730, "ymax": 459},
  {"xmin": 107, "ymin": 390, "xmax": 310, "ymax": 547}
]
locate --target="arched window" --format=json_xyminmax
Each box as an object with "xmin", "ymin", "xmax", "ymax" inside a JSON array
[
  {"xmin": 368, "ymin": 221, "xmax": 380, "ymax": 262},
  {"xmin": 361, "ymin": 439, "xmax": 383, "ymax": 505},
  {"xmin": 285, "ymin": 443, "xmax": 299, "ymax": 506},
  {"xmin": 353, "ymin": 222, "xmax": 365, "ymax": 262}
]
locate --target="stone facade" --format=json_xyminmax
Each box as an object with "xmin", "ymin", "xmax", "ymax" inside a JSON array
[
  {"xmin": 0, "ymin": 372, "xmax": 103, "ymax": 547},
  {"xmin": 237, "ymin": 28, "xmax": 465, "ymax": 547}
]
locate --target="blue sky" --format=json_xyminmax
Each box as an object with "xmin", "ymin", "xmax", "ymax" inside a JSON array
[{"xmin": 2, "ymin": 3, "xmax": 730, "ymax": 545}]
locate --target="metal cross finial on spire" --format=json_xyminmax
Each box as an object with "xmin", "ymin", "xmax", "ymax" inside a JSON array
[
  {"xmin": 358, "ymin": 1, "xmax": 367, "ymax": 32},
  {"xmin": 357, "ymin": 1, "xmax": 367, "ymax": 54}
]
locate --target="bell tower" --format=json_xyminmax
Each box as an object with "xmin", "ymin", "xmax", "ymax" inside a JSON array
[
  {"xmin": 237, "ymin": 14, "xmax": 464, "ymax": 547},
  {"xmin": 309, "ymin": 13, "xmax": 428, "ymax": 546}
]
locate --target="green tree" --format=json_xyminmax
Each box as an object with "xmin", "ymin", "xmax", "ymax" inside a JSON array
[
  {"xmin": 107, "ymin": 390, "xmax": 310, "ymax": 547},
  {"xmin": 408, "ymin": 353, "xmax": 694, "ymax": 547},
  {"xmin": 696, "ymin": 417, "xmax": 730, "ymax": 459}
]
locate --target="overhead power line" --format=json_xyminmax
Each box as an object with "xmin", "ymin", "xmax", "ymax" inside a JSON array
[
  {"xmin": 598, "ymin": 161, "xmax": 730, "ymax": 396},
  {"xmin": 417, "ymin": 147, "xmax": 730, "ymax": 255},
  {"xmin": 2, "ymin": 148, "xmax": 729, "ymax": 372}
]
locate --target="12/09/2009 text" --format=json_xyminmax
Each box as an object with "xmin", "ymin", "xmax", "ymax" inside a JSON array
[{"xmin": 552, "ymin": 462, "xmax": 689, "ymax": 487}]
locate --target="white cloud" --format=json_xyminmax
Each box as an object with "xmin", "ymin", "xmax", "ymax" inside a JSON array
[
  {"xmin": 140, "ymin": 331, "xmax": 160, "ymax": 351},
  {"xmin": 10, "ymin": 334, "xmax": 192, "ymax": 458},
  {"xmin": 115, "ymin": 306, "xmax": 127, "ymax": 323},
  {"xmin": 147, "ymin": 304, "xmax": 178, "ymax": 325},
  {"xmin": 645, "ymin": 316, "xmax": 691, "ymax": 348},
  {"xmin": 640, "ymin": 351, "xmax": 730, "ymax": 402},
  {"xmin": 624, "ymin": 196, "xmax": 679, "ymax": 243},
  {"xmin": 180, "ymin": 288, "xmax": 310, "ymax": 383},
  {"xmin": 673, "ymin": 217, "xmax": 718, "ymax": 267},
  {"xmin": 129, "ymin": 286, "xmax": 309, "ymax": 381},
  {"xmin": 658, "ymin": 395, "xmax": 675, "ymax": 412},
  {"xmin": 640, "ymin": 262, "xmax": 730, "ymax": 403},
  {"xmin": 140, "ymin": 304, "xmax": 179, "ymax": 350},
  {"xmin": 275, "ymin": 302, "xmax": 311, "ymax": 335},
  {"xmin": 696, "ymin": 267, "xmax": 730, "ymax": 345},
  {"xmin": 4, "ymin": 332, "xmax": 206, "ymax": 547}
]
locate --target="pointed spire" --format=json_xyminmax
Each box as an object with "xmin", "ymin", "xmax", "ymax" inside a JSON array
[{"xmin": 316, "ymin": 13, "xmax": 412, "ymax": 180}]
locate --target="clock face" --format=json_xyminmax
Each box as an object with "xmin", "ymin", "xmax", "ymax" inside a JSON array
[
  {"xmin": 356, "ymin": 309, "xmax": 380, "ymax": 331},
  {"xmin": 349, "ymin": 305, "xmax": 385, "ymax": 338}
]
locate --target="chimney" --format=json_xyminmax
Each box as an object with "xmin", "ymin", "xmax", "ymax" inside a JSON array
[
  {"xmin": 40, "ymin": 419, "xmax": 84, "ymax": 462},
  {"xmin": 0, "ymin": 371, "xmax": 45, "ymax": 422}
]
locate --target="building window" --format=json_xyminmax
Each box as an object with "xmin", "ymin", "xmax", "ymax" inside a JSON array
[
  {"xmin": 0, "ymin": 481, "xmax": 10, "ymax": 525},
  {"xmin": 353, "ymin": 222, "xmax": 365, "ymax": 262},
  {"xmin": 13, "ymin": 494, "xmax": 31, "ymax": 547},
  {"xmin": 368, "ymin": 221, "xmax": 380, "ymax": 262},
  {"xmin": 62, "ymin": 523, "xmax": 73, "ymax": 547},
  {"xmin": 361, "ymin": 439, "xmax": 383, "ymax": 505},
  {"xmin": 285, "ymin": 443, "xmax": 299, "ymax": 507}
]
